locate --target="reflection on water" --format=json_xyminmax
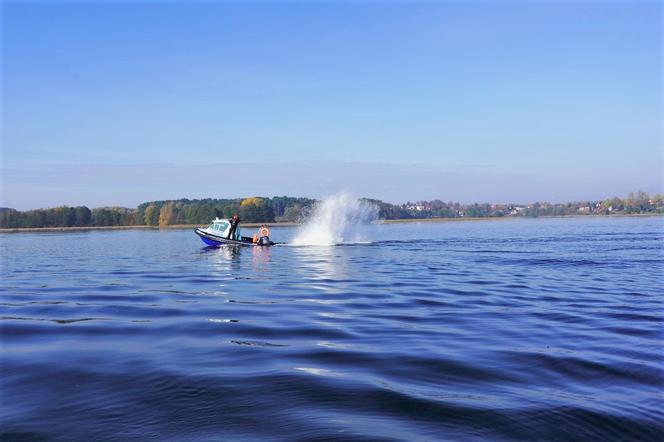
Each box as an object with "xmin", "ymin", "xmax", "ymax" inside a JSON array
[
  {"xmin": 200, "ymin": 244, "xmax": 242, "ymax": 268},
  {"xmin": 290, "ymin": 245, "xmax": 348, "ymax": 284},
  {"xmin": 251, "ymin": 245, "xmax": 272, "ymax": 272},
  {"xmin": 201, "ymin": 244, "xmax": 273, "ymax": 274}
]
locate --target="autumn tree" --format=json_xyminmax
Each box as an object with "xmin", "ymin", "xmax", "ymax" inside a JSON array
[
  {"xmin": 143, "ymin": 204, "xmax": 159, "ymax": 226},
  {"xmin": 158, "ymin": 203, "xmax": 179, "ymax": 227}
]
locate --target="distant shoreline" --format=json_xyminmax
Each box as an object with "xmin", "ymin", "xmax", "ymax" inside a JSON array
[
  {"xmin": 0, "ymin": 222, "xmax": 299, "ymax": 233},
  {"xmin": 380, "ymin": 213, "xmax": 663, "ymax": 223},
  {"xmin": 0, "ymin": 214, "xmax": 660, "ymax": 233}
]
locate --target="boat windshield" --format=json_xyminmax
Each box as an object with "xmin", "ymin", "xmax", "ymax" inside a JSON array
[{"xmin": 207, "ymin": 221, "xmax": 230, "ymax": 232}]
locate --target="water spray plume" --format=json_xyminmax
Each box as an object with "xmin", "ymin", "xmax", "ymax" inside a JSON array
[{"xmin": 291, "ymin": 193, "xmax": 378, "ymax": 246}]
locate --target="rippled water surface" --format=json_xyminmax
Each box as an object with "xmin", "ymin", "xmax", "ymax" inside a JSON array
[{"xmin": 1, "ymin": 217, "xmax": 663, "ymax": 441}]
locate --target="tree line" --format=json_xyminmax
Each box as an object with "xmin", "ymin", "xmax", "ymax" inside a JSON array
[
  {"xmin": 0, "ymin": 197, "xmax": 316, "ymax": 228},
  {"xmin": 1, "ymin": 192, "xmax": 662, "ymax": 229}
]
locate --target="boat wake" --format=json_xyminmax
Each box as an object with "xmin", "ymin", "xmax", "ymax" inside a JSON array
[{"xmin": 291, "ymin": 193, "xmax": 378, "ymax": 246}]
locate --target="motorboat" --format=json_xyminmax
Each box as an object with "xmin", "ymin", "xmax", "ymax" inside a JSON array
[{"xmin": 194, "ymin": 218, "xmax": 274, "ymax": 246}]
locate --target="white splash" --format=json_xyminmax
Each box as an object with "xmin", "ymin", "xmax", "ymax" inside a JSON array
[{"xmin": 291, "ymin": 193, "xmax": 378, "ymax": 246}]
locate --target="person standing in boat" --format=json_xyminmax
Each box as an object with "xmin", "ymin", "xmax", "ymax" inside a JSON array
[{"xmin": 227, "ymin": 214, "xmax": 240, "ymax": 240}]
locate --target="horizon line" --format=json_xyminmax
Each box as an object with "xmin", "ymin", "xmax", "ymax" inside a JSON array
[{"xmin": 2, "ymin": 190, "xmax": 661, "ymax": 212}]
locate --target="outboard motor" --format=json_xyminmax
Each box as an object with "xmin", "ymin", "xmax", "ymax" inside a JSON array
[{"xmin": 258, "ymin": 236, "xmax": 271, "ymax": 246}]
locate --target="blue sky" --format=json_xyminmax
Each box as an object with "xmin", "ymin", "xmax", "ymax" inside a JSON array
[{"xmin": 2, "ymin": 1, "xmax": 661, "ymax": 209}]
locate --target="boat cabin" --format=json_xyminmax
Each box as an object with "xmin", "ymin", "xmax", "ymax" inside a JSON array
[{"xmin": 205, "ymin": 218, "xmax": 231, "ymax": 237}]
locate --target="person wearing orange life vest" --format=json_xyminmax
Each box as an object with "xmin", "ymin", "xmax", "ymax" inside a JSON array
[
  {"xmin": 252, "ymin": 225, "xmax": 270, "ymax": 244},
  {"xmin": 252, "ymin": 224, "xmax": 271, "ymax": 245}
]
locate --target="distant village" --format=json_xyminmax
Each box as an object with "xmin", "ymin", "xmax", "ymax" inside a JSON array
[{"xmin": 367, "ymin": 191, "xmax": 663, "ymax": 220}]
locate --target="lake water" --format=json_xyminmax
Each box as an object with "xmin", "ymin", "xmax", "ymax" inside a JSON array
[{"xmin": 1, "ymin": 217, "xmax": 662, "ymax": 441}]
